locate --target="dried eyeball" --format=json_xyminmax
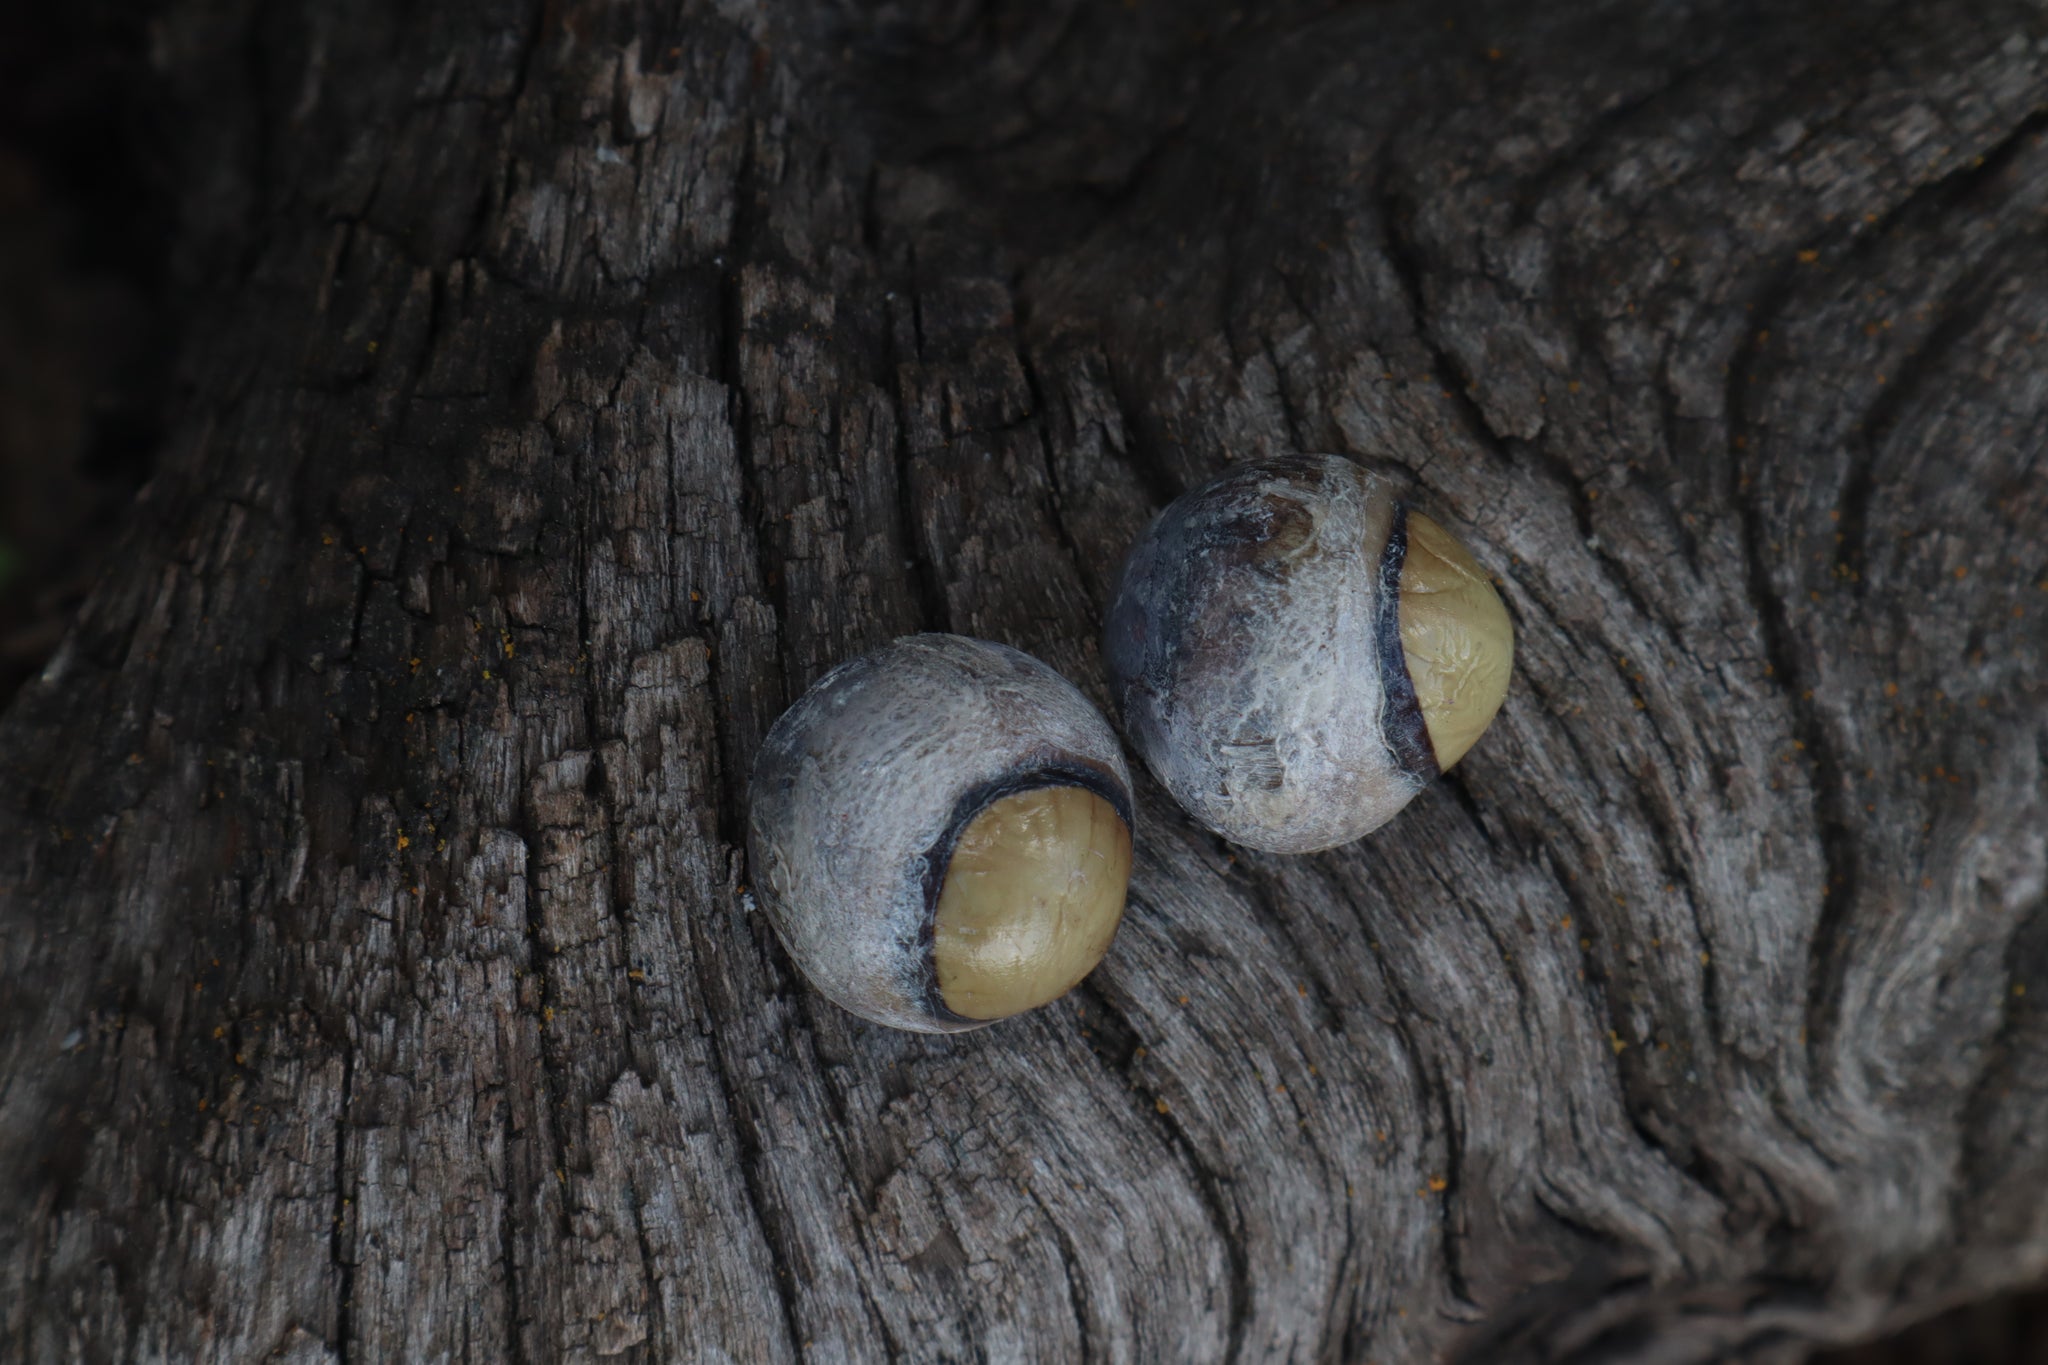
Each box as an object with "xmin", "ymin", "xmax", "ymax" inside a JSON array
[
  {"xmin": 1103, "ymin": 454, "xmax": 1512, "ymax": 854},
  {"xmin": 747, "ymin": 634, "xmax": 1135, "ymax": 1033}
]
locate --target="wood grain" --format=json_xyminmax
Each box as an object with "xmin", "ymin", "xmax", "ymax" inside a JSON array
[{"xmin": 3, "ymin": 1, "xmax": 2045, "ymax": 1360}]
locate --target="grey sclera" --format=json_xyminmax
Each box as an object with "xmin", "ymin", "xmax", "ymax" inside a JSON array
[
  {"xmin": 747, "ymin": 634, "xmax": 1133, "ymax": 1033},
  {"xmin": 1103, "ymin": 454, "xmax": 1431, "ymax": 854}
]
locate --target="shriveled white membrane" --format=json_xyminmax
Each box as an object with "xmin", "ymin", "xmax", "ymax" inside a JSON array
[
  {"xmin": 1106, "ymin": 456, "xmax": 1416, "ymax": 853},
  {"xmin": 1104, "ymin": 454, "xmax": 1513, "ymax": 853},
  {"xmin": 934, "ymin": 786, "xmax": 1132, "ymax": 1021},
  {"xmin": 748, "ymin": 635, "xmax": 1133, "ymax": 1033}
]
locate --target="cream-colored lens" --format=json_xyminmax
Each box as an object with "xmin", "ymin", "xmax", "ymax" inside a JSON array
[
  {"xmin": 933, "ymin": 786, "xmax": 1132, "ymax": 1021},
  {"xmin": 1399, "ymin": 512, "xmax": 1514, "ymax": 770}
]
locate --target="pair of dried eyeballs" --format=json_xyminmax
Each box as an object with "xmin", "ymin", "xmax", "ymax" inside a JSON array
[{"xmin": 746, "ymin": 454, "xmax": 1514, "ymax": 1032}]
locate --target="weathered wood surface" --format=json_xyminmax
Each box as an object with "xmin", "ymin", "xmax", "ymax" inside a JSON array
[{"xmin": 3, "ymin": 0, "xmax": 2046, "ymax": 1360}]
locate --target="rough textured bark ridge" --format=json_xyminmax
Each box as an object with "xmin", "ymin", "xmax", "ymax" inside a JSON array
[{"xmin": 2, "ymin": 0, "xmax": 2045, "ymax": 1360}]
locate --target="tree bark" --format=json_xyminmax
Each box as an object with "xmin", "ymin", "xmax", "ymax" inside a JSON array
[{"xmin": 4, "ymin": 0, "xmax": 2047, "ymax": 1361}]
